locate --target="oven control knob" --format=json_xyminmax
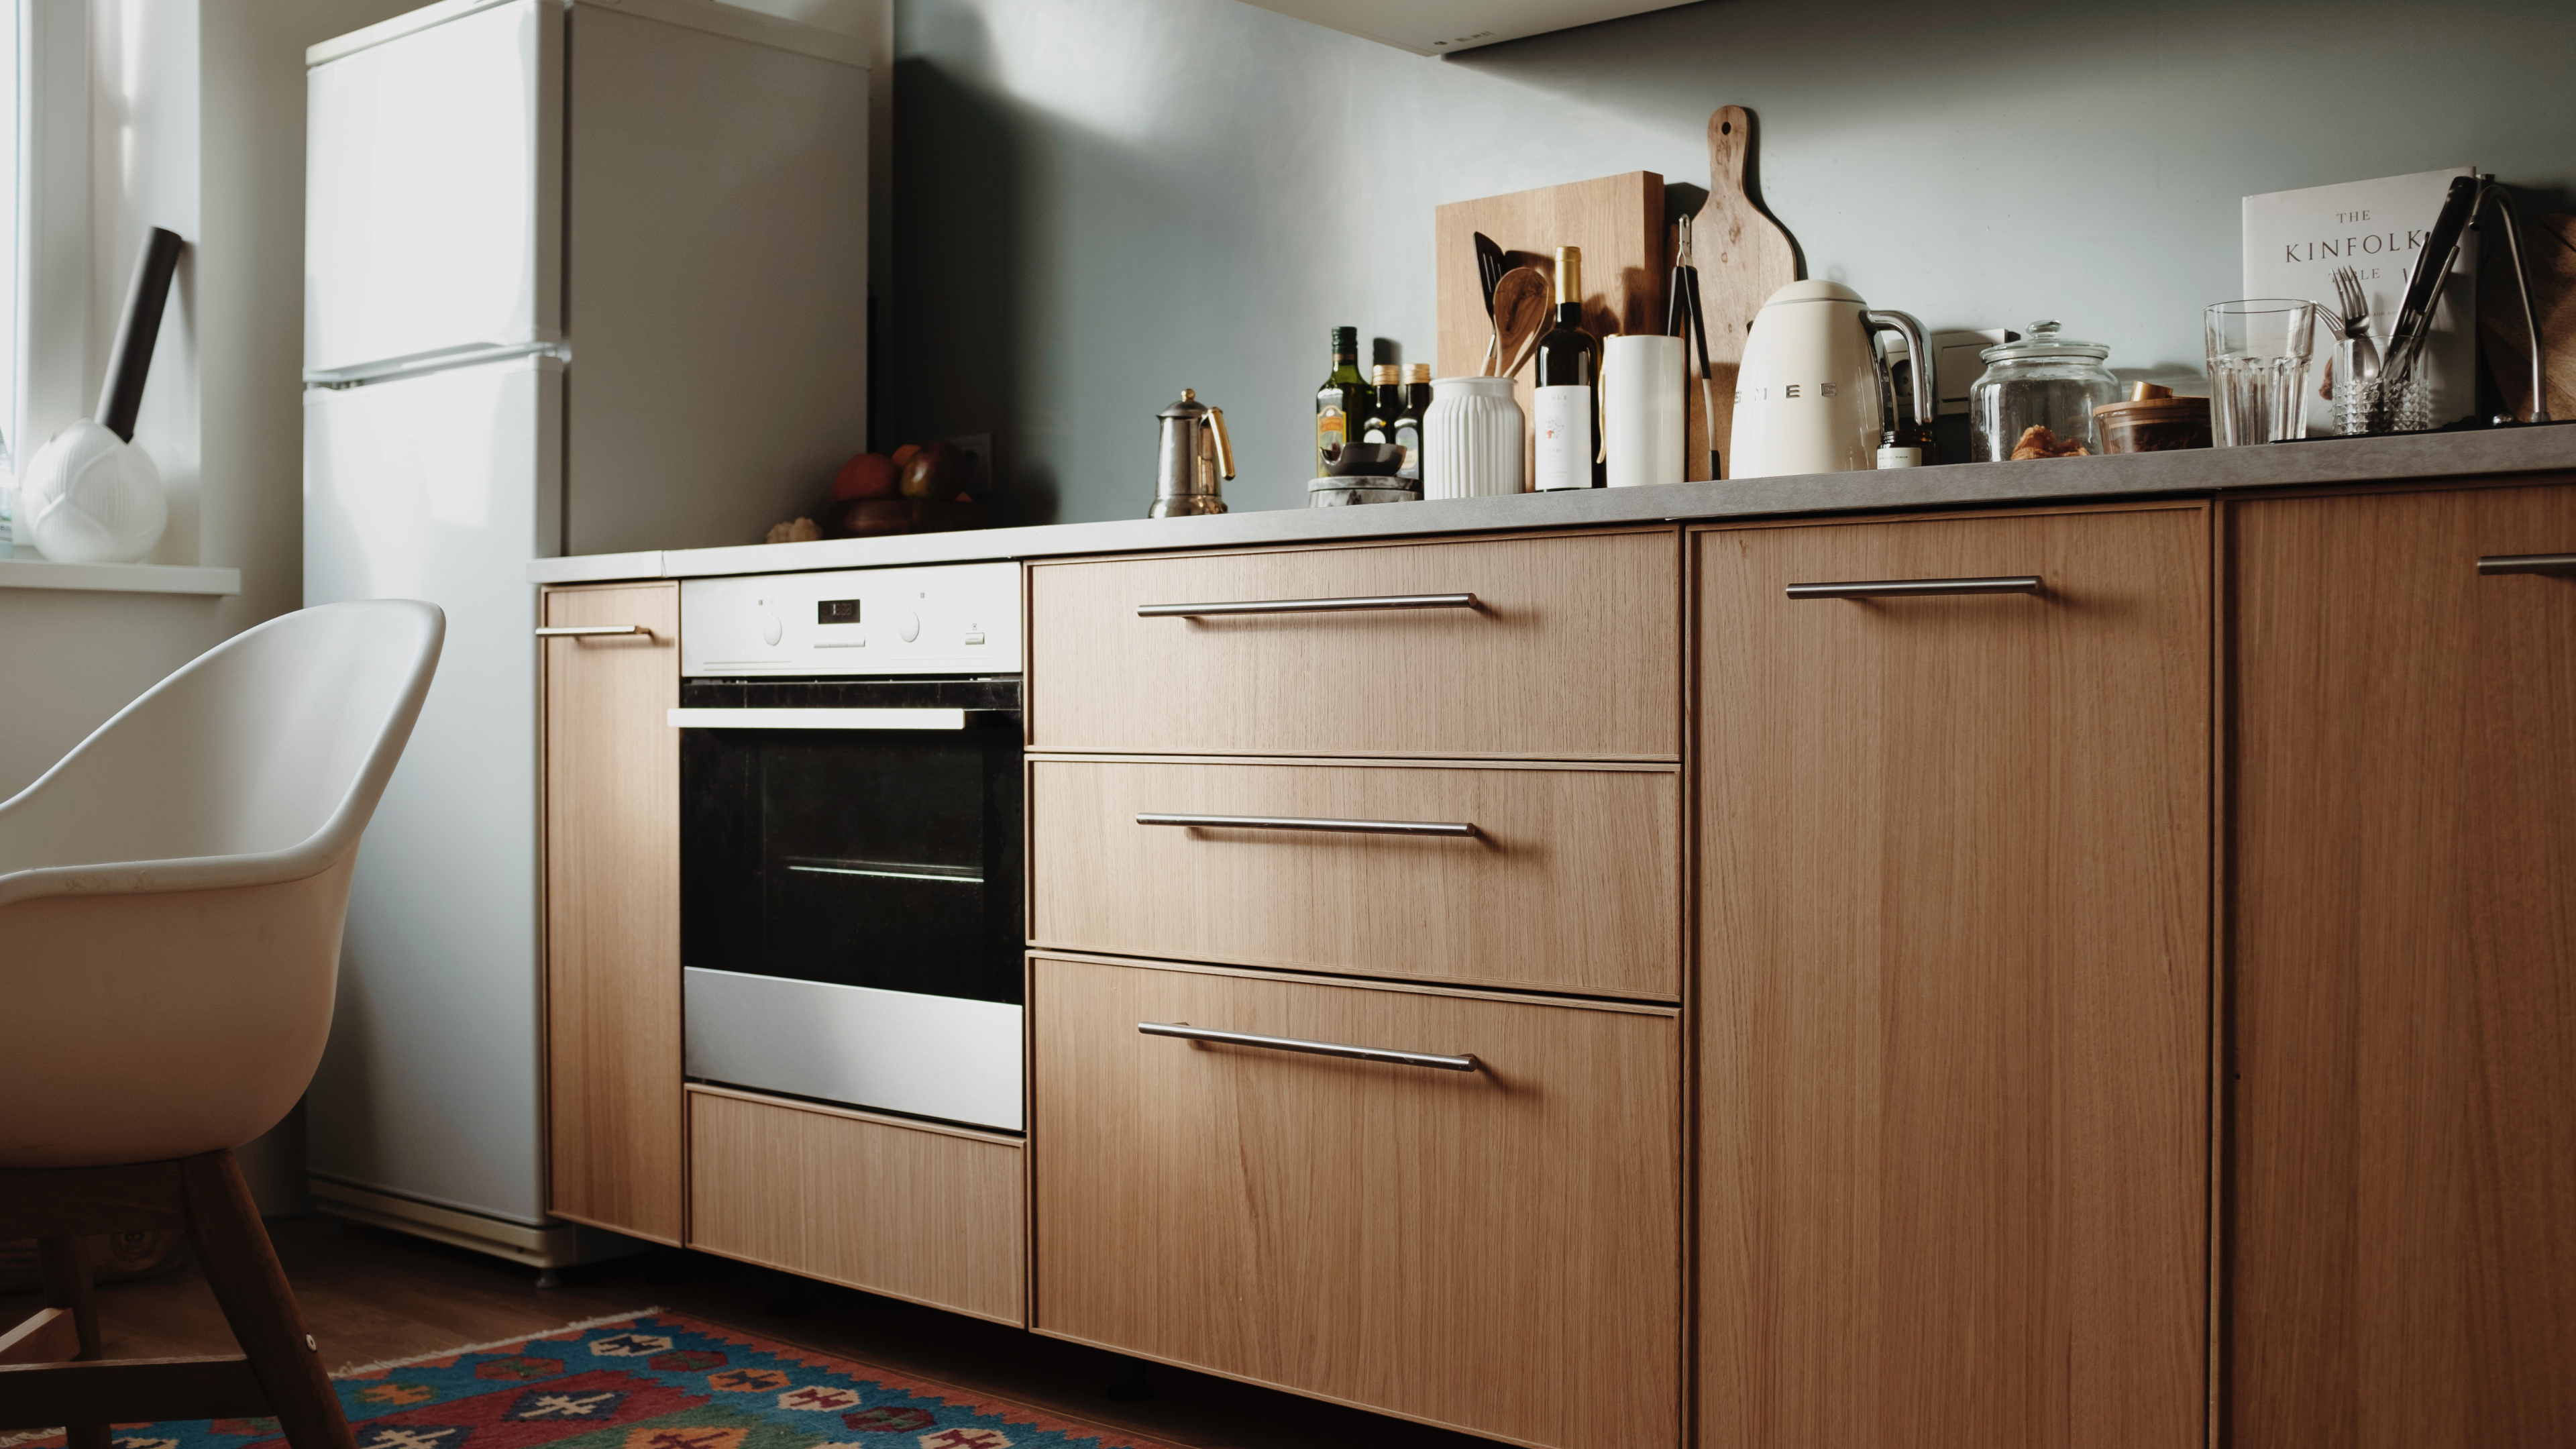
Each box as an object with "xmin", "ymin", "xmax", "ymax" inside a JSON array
[
  {"xmin": 898, "ymin": 607, "xmax": 920, "ymax": 643},
  {"xmin": 759, "ymin": 610, "xmax": 783, "ymax": 647}
]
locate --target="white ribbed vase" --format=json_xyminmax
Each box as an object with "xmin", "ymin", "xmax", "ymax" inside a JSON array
[{"xmin": 1422, "ymin": 376, "xmax": 1523, "ymax": 499}]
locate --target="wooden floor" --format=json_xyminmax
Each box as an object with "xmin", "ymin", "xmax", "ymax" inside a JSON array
[{"xmin": 0, "ymin": 1215, "xmax": 1493, "ymax": 1449}]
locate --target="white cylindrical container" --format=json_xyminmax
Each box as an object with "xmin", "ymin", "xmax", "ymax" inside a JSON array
[
  {"xmin": 1603, "ymin": 335, "xmax": 1684, "ymax": 488},
  {"xmin": 1422, "ymin": 376, "xmax": 1523, "ymax": 499}
]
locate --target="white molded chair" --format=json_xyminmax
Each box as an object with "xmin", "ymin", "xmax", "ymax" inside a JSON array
[{"xmin": 0, "ymin": 600, "xmax": 443, "ymax": 1449}]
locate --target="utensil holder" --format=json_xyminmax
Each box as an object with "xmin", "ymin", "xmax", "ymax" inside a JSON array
[
  {"xmin": 2333, "ymin": 337, "xmax": 2431, "ymax": 436},
  {"xmin": 1424, "ymin": 376, "xmax": 1524, "ymax": 498}
]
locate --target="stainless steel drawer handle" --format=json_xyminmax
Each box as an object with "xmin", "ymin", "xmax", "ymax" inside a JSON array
[
  {"xmin": 535, "ymin": 625, "xmax": 651, "ymax": 637},
  {"xmin": 2477, "ymin": 553, "xmax": 2576, "ymax": 576},
  {"xmin": 1136, "ymin": 811, "xmax": 1477, "ymax": 839},
  {"xmin": 1136, "ymin": 592, "xmax": 1477, "ymax": 618},
  {"xmin": 1786, "ymin": 576, "xmax": 2043, "ymax": 600},
  {"xmin": 1140, "ymin": 1021, "xmax": 1479, "ymax": 1073}
]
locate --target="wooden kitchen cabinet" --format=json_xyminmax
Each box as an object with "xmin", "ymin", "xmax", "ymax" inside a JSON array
[
  {"xmin": 688, "ymin": 1085, "xmax": 1026, "ymax": 1324},
  {"xmin": 1027, "ymin": 755, "xmax": 1681, "ymax": 999},
  {"xmin": 1030, "ymin": 952, "xmax": 1682, "ymax": 1449},
  {"xmin": 2226, "ymin": 481, "xmax": 2576, "ymax": 1449},
  {"xmin": 1694, "ymin": 504, "xmax": 2210, "ymax": 1449},
  {"xmin": 541, "ymin": 582, "xmax": 684, "ymax": 1244},
  {"xmin": 1027, "ymin": 529, "xmax": 1680, "ymax": 760}
]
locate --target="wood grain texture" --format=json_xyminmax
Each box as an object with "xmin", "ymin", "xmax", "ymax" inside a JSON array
[
  {"xmin": 1028, "ymin": 757, "xmax": 1679, "ymax": 999},
  {"xmin": 0, "ymin": 1307, "xmax": 76, "ymax": 1366},
  {"xmin": 1030, "ymin": 953, "xmax": 1681, "ymax": 1449},
  {"xmin": 178, "ymin": 1151, "xmax": 354, "ymax": 1449},
  {"xmin": 1695, "ymin": 504, "xmax": 2210, "ymax": 1449},
  {"xmin": 2226, "ymin": 480, "xmax": 2576, "ymax": 1449},
  {"xmin": 541, "ymin": 584, "xmax": 685, "ymax": 1245},
  {"xmin": 1027, "ymin": 530, "xmax": 1680, "ymax": 759},
  {"xmin": 1435, "ymin": 172, "xmax": 1666, "ymax": 486},
  {"xmin": 1688, "ymin": 106, "xmax": 1798, "ymax": 480},
  {"xmin": 686, "ymin": 1087, "xmax": 1026, "ymax": 1327}
]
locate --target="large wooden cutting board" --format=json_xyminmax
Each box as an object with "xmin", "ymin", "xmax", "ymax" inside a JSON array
[
  {"xmin": 1686, "ymin": 106, "xmax": 1799, "ymax": 479},
  {"xmin": 1436, "ymin": 172, "xmax": 1666, "ymax": 487}
]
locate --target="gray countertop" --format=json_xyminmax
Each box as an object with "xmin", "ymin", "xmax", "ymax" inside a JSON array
[{"xmin": 527, "ymin": 424, "xmax": 2576, "ymax": 585}]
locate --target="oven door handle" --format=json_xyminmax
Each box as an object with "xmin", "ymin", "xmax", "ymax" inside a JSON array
[{"xmin": 665, "ymin": 707, "xmax": 971, "ymax": 730}]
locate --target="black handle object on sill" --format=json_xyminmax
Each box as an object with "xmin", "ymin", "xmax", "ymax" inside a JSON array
[
  {"xmin": 2476, "ymin": 553, "xmax": 2576, "ymax": 577},
  {"xmin": 97, "ymin": 227, "xmax": 186, "ymax": 443}
]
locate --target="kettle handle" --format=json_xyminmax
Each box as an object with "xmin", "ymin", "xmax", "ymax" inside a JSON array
[
  {"xmin": 1201, "ymin": 405, "xmax": 1236, "ymax": 481},
  {"xmin": 1862, "ymin": 310, "xmax": 1936, "ymax": 433}
]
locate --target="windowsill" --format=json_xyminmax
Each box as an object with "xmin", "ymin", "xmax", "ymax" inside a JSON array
[{"xmin": 0, "ymin": 555, "xmax": 242, "ymax": 596}]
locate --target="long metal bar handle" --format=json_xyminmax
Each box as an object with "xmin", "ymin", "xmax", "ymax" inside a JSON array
[
  {"xmin": 1140, "ymin": 1021, "xmax": 1479, "ymax": 1073},
  {"xmin": 1136, "ymin": 811, "xmax": 1476, "ymax": 838},
  {"xmin": 1137, "ymin": 592, "xmax": 1477, "ymax": 618},
  {"xmin": 535, "ymin": 625, "xmax": 651, "ymax": 637},
  {"xmin": 2477, "ymin": 553, "xmax": 2576, "ymax": 577},
  {"xmin": 1785, "ymin": 576, "xmax": 2043, "ymax": 600}
]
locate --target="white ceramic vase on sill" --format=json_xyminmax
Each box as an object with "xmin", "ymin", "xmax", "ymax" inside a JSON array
[
  {"xmin": 18, "ymin": 419, "xmax": 168, "ymax": 565},
  {"xmin": 1423, "ymin": 376, "xmax": 1523, "ymax": 499}
]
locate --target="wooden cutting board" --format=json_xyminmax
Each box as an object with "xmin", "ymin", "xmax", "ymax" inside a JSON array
[
  {"xmin": 1685, "ymin": 106, "xmax": 1799, "ymax": 479},
  {"xmin": 1436, "ymin": 172, "xmax": 1667, "ymax": 486},
  {"xmin": 2479, "ymin": 211, "xmax": 2576, "ymax": 422}
]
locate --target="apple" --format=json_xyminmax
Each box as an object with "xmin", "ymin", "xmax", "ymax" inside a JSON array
[
  {"xmin": 900, "ymin": 440, "xmax": 966, "ymax": 499},
  {"xmin": 834, "ymin": 452, "xmax": 898, "ymax": 501}
]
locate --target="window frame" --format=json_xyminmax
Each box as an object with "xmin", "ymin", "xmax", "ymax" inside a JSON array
[{"xmin": 14, "ymin": 0, "xmax": 91, "ymax": 474}]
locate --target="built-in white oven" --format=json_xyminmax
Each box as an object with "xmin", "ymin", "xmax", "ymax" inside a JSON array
[{"xmin": 673, "ymin": 562, "xmax": 1024, "ymax": 1132}]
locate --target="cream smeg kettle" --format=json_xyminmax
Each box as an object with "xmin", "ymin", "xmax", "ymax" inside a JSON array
[{"xmin": 1727, "ymin": 280, "xmax": 1933, "ymax": 478}]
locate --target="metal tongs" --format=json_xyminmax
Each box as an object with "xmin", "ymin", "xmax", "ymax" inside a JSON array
[
  {"xmin": 2383, "ymin": 174, "xmax": 2552, "ymax": 423},
  {"xmin": 1668, "ymin": 215, "xmax": 1719, "ymax": 478}
]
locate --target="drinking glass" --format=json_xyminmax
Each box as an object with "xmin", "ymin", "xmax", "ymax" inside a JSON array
[{"xmin": 2204, "ymin": 301, "xmax": 2318, "ymax": 447}]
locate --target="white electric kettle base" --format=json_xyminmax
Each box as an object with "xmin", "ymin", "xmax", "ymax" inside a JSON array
[{"xmin": 1729, "ymin": 280, "xmax": 1931, "ymax": 480}]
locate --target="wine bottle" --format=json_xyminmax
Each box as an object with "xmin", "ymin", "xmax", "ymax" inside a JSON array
[
  {"xmin": 1315, "ymin": 327, "xmax": 1367, "ymax": 476},
  {"xmin": 1360, "ymin": 364, "xmax": 1402, "ymax": 445},
  {"xmin": 1532, "ymin": 246, "xmax": 1599, "ymax": 490},
  {"xmin": 1395, "ymin": 363, "xmax": 1430, "ymax": 484}
]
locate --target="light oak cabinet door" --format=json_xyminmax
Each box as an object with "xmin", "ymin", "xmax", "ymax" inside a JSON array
[
  {"xmin": 542, "ymin": 582, "xmax": 683, "ymax": 1244},
  {"xmin": 688, "ymin": 1086, "xmax": 1026, "ymax": 1325},
  {"xmin": 1695, "ymin": 505, "xmax": 2209, "ymax": 1449},
  {"xmin": 2228, "ymin": 482, "xmax": 2576, "ymax": 1449},
  {"xmin": 1031, "ymin": 953, "xmax": 1681, "ymax": 1449},
  {"xmin": 1027, "ymin": 529, "xmax": 1680, "ymax": 760},
  {"xmin": 1027, "ymin": 757, "xmax": 1680, "ymax": 998}
]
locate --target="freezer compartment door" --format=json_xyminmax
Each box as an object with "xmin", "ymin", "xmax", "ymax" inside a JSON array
[
  {"xmin": 305, "ymin": 0, "xmax": 561, "ymax": 378},
  {"xmin": 303, "ymin": 356, "xmax": 561, "ymax": 1224},
  {"xmin": 685, "ymin": 969, "xmax": 1026, "ymax": 1133}
]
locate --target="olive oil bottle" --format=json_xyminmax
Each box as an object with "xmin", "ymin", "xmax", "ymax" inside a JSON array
[{"xmin": 1315, "ymin": 326, "xmax": 1367, "ymax": 476}]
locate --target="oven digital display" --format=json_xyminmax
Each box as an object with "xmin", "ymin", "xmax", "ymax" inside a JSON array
[{"xmin": 817, "ymin": 599, "xmax": 861, "ymax": 624}]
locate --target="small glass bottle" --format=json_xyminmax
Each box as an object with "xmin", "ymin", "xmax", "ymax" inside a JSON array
[
  {"xmin": 1315, "ymin": 327, "xmax": 1367, "ymax": 476},
  {"xmin": 1361, "ymin": 364, "xmax": 1402, "ymax": 446},
  {"xmin": 1395, "ymin": 364, "xmax": 1431, "ymax": 485}
]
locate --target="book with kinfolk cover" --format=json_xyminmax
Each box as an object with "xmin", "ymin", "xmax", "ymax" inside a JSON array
[{"xmin": 2243, "ymin": 166, "xmax": 2479, "ymax": 431}]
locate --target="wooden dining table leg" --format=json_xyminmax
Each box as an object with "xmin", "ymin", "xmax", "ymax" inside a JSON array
[
  {"xmin": 34, "ymin": 1236, "xmax": 109, "ymax": 1449},
  {"xmin": 178, "ymin": 1152, "xmax": 356, "ymax": 1449}
]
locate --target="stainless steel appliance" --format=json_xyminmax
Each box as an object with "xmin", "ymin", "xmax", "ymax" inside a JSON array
[{"xmin": 675, "ymin": 563, "xmax": 1025, "ymax": 1132}]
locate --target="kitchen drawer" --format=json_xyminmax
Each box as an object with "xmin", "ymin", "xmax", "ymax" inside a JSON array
[
  {"xmin": 1027, "ymin": 530, "xmax": 1680, "ymax": 759},
  {"xmin": 1030, "ymin": 953, "xmax": 1680, "ymax": 1449},
  {"xmin": 1029, "ymin": 757, "xmax": 1680, "ymax": 999},
  {"xmin": 686, "ymin": 1085, "xmax": 1024, "ymax": 1325}
]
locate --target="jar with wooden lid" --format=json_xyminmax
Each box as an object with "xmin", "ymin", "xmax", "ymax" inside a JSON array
[
  {"xmin": 1969, "ymin": 321, "xmax": 2122, "ymax": 460},
  {"xmin": 2093, "ymin": 382, "xmax": 2212, "ymax": 453}
]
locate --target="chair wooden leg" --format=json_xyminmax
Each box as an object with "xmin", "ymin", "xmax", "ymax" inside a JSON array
[
  {"xmin": 178, "ymin": 1152, "xmax": 355, "ymax": 1449},
  {"xmin": 34, "ymin": 1236, "xmax": 110, "ymax": 1449}
]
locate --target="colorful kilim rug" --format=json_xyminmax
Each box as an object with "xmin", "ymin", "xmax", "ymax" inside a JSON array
[{"xmin": 3, "ymin": 1309, "xmax": 1179, "ymax": 1449}]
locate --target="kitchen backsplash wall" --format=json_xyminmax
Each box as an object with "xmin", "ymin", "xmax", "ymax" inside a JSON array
[{"xmin": 888, "ymin": 0, "xmax": 2576, "ymax": 523}]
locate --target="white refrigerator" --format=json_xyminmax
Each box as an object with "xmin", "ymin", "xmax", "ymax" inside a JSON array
[{"xmin": 301, "ymin": 0, "xmax": 869, "ymax": 1272}]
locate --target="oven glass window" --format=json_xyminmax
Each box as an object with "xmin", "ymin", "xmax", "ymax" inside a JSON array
[{"xmin": 682, "ymin": 724, "xmax": 1022, "ymax": 1005}]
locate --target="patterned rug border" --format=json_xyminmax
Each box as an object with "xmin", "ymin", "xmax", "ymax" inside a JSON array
[{"xmin": 2, "ymin": 1305, "xmax": 1183, "ymax": 1449}]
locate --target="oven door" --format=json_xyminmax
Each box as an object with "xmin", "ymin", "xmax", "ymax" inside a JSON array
[{"xmin": 676, "ymin": 676, "xmax": 1024, "ymax": 1131}]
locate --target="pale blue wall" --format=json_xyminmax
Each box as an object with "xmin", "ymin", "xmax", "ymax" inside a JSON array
[{"xmin": 888, "ymin": 0, "xmax": 2576, "ymax": 523}]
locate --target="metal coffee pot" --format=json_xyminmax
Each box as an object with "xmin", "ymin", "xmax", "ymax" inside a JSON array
[{"xmin": 1150, "ymin": 388, "xmax": 1234, "ymax": 518}]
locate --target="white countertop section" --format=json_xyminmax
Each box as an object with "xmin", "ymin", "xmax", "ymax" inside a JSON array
[{"xmin": 527, "ymin": 425, "xmax": 2576, "ymax": 586}]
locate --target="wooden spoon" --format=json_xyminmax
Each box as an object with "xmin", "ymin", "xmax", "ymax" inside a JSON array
[{"xmin": 1487, "ymin": 267, "xmax": 1550, "ymax": 378}]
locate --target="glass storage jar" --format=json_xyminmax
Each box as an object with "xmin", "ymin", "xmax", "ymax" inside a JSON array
[{"xmin": 1969, "ymin": 321, "xmax": 2122, "ymax": 460}]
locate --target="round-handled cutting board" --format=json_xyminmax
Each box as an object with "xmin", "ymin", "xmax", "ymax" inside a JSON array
[{"xmin": 1688, "ymin": 105, "xmax": 1799, "ymax": 480}]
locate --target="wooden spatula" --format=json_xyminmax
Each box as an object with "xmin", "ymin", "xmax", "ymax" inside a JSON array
[
  {"xmin": 1489, "ymin": 267, "xmax": 1551, "ymax": 378},
  {"xmin": 1688, "ymin": 105, "xmax": 1799, "ymax": 478}
]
